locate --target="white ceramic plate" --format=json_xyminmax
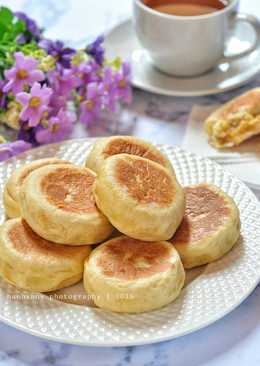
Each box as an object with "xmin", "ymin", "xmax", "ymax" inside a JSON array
[
  {"xmin": 104, "ymin": 19, "xmax": 260, "ymax": 97},
  {"xmin": 0, "ymin": 139, "xmax": 260, "ymax": 347}
]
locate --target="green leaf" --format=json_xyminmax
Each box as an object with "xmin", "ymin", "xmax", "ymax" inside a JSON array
[
  {"xmin": 0, "ymin": 7, "xmax": 13, "ymax": 24},
  {"xmin": 13, "ymin": 18, "xmax": 26, "ymax": 36},
  {"xmin": 0, "ymin": 6, "xmax": 25, "ymax": 42},
  {"xmin": 0, "ymin": 7, "xmax": 34, "ymax": 77}
]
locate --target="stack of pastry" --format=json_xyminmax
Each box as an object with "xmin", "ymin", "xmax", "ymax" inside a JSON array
[{"xmin": 0, "ymin": 136, "xmax": 241, "ymax": 313}]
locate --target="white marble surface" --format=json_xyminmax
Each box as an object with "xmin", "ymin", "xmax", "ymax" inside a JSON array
[{"xmin": 1, "ymin": 0, "xmax": 260, "ymax": 365}]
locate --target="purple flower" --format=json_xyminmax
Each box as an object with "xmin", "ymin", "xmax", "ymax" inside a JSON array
[
  {"xmin": 49, "ymin": 94, "xmax": 67, "ymax": 114},
  {"xmin": 47, "ymin": 68, "xmax": 80, "ymax": 114},
  {"xmin": 15, "ymin": 12, "xmax": 41, "ymax": 42},
  {"xmin": 16, "ymin": 82, "xmax": 52, "ymax": 127},
  {"xmin": 76, "ymin": 60, "xmax": 100, "ymax": 85},
  {"xmin": 115, "ymin": 62, "xmax": 132, "ymax": 104},
  {"xmin": 86, "ymin": 36, "xmax": 104, "ymax": 65},
  {"xmin": 36, "ymin": 109, "xmax": 76, "ymax": 144},
  {"xmin": 3, "ymin": 52, "xmax": 44, "ymax": 95},
  {"xmin": 0, "ymin": 80, "xmax": 7, "ymax": 109},
  {"xmin": 48, "ymin": 68, "xmax": 80, "ymax": 98},
  {"xmin": 101, "ymin": 67, "xmax": 117, "ymax": 113},
  {"xmin": 0, "ymin": 140, "xmax": 32, "ymax": 162},
  {"xmin": 79, "ymin": 82, "xmax": 103, "ymax": 125},
  {"xmin": 39, "ymin": 39, "xmax": 75, "ymax": 68}
]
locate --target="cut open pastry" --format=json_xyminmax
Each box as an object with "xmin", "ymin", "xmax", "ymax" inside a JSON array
[
  {"xmin": 94, "ymin": 154, "xmax": 185, "ymax": 241},
  {"xmin": 0, "ymin": 218, "xmax": 91, "ymax": 292},
  {"xmin": 205, "ymin": 88, "xmax": 260, "ymax": 148},
  {"xmin": 171, "ymin": 184, "xmax": 240, "ymax": 269},
  {"xmin": 19, "ymin": 164, "xmax": 113, "ymax": 245},
  {"xmin": 3, "ymin": 158, "xmax": 71, "ymax": 218},
  {"xmin": 84, "ymin": 236, "xmax": 185, "ymax": 313},
  {"xmin": 86, "ymin": 136, "xmax": 174, "ymax": 174}
]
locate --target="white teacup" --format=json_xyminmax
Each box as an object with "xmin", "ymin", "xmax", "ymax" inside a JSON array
[{"xmin": 133, "ymin": 0, "xmax": 260, "ymax": 77}]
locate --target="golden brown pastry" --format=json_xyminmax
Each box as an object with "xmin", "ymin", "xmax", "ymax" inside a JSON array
[
  {"xmin": 19, "ymin": 164, "xmax": 113, "ymax": 245},
  {"xmin": 94, "ymin": 154, "xmax": 185, "ymax": 241},
  {"xmin": 205, "ymin": 88, "xmax": 260, "ymax": 148},
  {"xmin": 84, "ymin": 236, "xmax": 185, "ymax": 313},
  {"xmin": 86, "ymin": 136, "xmax": 174, "ymax": 174},
  {"xmin": 3, "ymin": 158, "xmax": 71, "ymax": 218},
  {"xmin": 171, "ymin": 184, "xmax": 240, "ymax": 268},
  {"xmin": 0, "ymin": 218, "xmax": 91, "ymax": 292}
]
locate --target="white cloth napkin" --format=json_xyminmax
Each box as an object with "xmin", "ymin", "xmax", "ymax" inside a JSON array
[{"xmin": 182, "ymin": 104, "xmax": 260, "ymax": 189}]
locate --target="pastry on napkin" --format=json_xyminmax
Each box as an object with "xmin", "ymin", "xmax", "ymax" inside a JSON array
[
  {"xmin": 183, "ymin": 104, "xmax": 260, "ymax": 188},
  {"xmin": 205, "ymin": 88, "xmax": 260, "ymax": 148}
]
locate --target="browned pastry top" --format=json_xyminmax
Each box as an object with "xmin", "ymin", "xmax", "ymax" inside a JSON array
[
  {"xmin": 220, "ymin": 89, "xmax": 260, "ymax": 118},
  {"xmin": 172, "ymin": 184, "xmax": 230, "ymax": 244},
  {"xmin": 103, "ymin": 137, "xmax": 167, "ymax": 166},
  {"xmin": 9, "ymin": 219, "xmax": 86, "ymax": 257},
  {"xmin": 97, "ymin": 237, "xmax": 173, "ymax": 280},
  {"xmin": 18, "ymin": 158, "xmax": 68, "ymax": 185},
  {"xmin": 114, "ymin": 155, "xmax": 174, "ymax": 205},
  {"xmin": 41, "ymin": 167, "xmax": 97, "ymax": 213}
]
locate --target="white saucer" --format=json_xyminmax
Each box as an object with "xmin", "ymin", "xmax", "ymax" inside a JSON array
[{"xmin": 104, "ymin": 19, "xmax": 260, "ymax": 97}]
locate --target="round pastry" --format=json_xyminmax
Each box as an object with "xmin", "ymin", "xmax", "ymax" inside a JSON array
[
  {"xmin": 170, "ymin": 184, "xmax": 240, "ymax": 269},
  {"xmin": 19, "ymin": 164, "xmax": 114, "ymax": 245},
  {"xmin": 86, "ymin": 136, "xmax": 174, "ymax": 174},
  {"xmin": 84, "ymin": 236, "xmax": 185, "ymax": 313},
  {"xmin": 3, "ymin": 158, "xmax": 71, "ymax": 218},
  {"xmin": 94, "ymin": 154, "xmax": 185, "ymax": 241},
  {"xmin": 0, "ymin": 218, "xmax": 91, "ymax": 292}
]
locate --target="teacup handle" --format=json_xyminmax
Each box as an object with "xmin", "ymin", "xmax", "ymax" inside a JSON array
[{"xmin": 221, "ymin": 13, "xmax": 260, "ymax": 63}]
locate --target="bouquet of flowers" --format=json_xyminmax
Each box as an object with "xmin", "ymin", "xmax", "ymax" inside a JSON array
[{"xmin": 0, "ymin": 7, "xmax": 132, "ymax": 161}]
